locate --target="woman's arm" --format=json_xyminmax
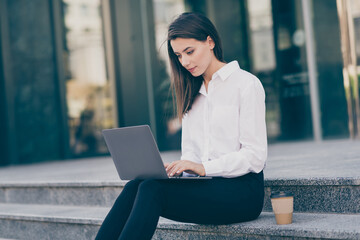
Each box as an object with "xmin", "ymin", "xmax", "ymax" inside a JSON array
[
  {"xmin": 179, "ymin": 113, "xmax": 200, "ymax": 163},
  {"xmin": 178, "ymin": 113, "xmax": 203, "ymax": 177},
  {"xmin": 202, "ymin": 79, "xmax": 267, "ymax": 178}
]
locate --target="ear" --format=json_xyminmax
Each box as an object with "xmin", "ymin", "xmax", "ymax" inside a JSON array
[{"xmin": 207, "ymin": 36, "xmax": 215, "ymax": 50}]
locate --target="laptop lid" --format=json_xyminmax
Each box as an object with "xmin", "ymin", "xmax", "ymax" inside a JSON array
[{"xmin": 102, "ymin": 125, "xmax": 169, "ymax": 180}]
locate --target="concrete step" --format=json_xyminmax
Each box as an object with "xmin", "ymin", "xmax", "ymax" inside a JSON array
[
  {"xmin": 0, "ymin": 182, "xmax": 125, "ymax": 208},
  {"xmin": 1, "ymin": 177, "xmax": 359, "ymax": 214},
  {"xmin": 263, "ymin": 177, "xmax": 360, "ymax": 214},
  {"xmin": 0, "ymin": 203, "xmax": 359, "ymax": 240},
  {"xmin": 0, "ymin": 203, "xmax": 105, "ymax": 240}
]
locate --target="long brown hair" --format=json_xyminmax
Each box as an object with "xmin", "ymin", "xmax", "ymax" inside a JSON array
[{"xmin": 167, "ymin": 12, "xmax": 224, "ymax": 120}]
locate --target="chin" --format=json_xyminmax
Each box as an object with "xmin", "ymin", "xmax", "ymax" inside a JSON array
[{"xmin": 191, "ymin": 71, "xmax": 203, "ymax": 77}]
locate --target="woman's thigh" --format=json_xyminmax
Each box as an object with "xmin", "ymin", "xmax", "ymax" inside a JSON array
[{"xmin": 159, "ymin": 172, "xmax": 264, "ymax": 225}]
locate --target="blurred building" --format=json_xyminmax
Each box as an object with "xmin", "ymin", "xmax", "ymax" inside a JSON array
[{"xmin": 0, "ymin": 0, "xmax": 360, "ymax": 166}]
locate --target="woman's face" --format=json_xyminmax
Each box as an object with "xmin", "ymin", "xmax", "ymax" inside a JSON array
[{"xmin": 170, "ymin": 37, "xmax": 215, "ymax": 77}]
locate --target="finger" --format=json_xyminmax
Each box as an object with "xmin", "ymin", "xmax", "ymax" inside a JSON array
[
  {"xmin": 167, "ymin": 161, "xmax": 185, "ymax": 176},
  {"xmin": 170, "ymin": 166, "xmax": 184, "ymax": 176},
  {"xmin": 170, "ymin": 161, "xmax": 192, "ymax": 176},
  {"xmin": 169, "ymin": 164, "xmax": 184, "ymax": 176},
  {"xmin": 166, "ymin": 160, "xmax": 181, "ymax": 173},
  {"xmin": 164, "ymin": 162, "xmax": 169, "ymax": 168},
  {"xmin": 166, "ymin": 162, "xmax": 177, "ymax": 175},
  {"xmin": 174, "ymin": 170, "xmax": 183, "ymax": 176}
]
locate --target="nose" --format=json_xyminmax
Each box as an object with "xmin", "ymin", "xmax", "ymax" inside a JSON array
[{"xmin": 181, "ymin": 55, "xmax": 190, "ymax": 67}]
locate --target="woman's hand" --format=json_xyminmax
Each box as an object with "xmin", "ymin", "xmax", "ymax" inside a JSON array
[{"xmin": 164, "ymin": 160, "xmax": 206, "ymax": 177}]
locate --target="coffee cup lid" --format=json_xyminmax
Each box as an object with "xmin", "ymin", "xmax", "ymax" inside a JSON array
[{"xmin": 270, "ymin": 191, "xmax": 293, "ymax": 198}]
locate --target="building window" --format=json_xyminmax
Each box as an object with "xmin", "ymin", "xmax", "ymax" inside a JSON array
[
  {"xmin": 153, "ymin": 0, "xmax": 185, "ymax": 150},
  {"xmin": 247, "ymin": 0, "xmax": 280, "ymax": 140},
  {"xmin": 62, "ymin": 0, "xmax": 115, "ymax": 157}
]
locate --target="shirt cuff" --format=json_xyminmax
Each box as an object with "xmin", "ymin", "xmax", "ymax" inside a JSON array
[{"xmin": 202, "ymin": 160, "xmax": 223, "ymax": 176}]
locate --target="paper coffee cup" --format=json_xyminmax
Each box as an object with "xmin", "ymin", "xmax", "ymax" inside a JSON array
[{"xmin": 270, "ymin": 191, "xmax": 294, "ymax": 225}]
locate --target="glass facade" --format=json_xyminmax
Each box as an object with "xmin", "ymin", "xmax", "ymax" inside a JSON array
[
  {"xmin": 153, "ymin": 0, "xmax": 185, "ymax": 150},
  {"xmin": 1, "ymin": 0, "xmax": 359, "ymax": 165},
  {"xmin": 339, "ymin": 0, "xmax": 360, "ymax": 137},
  {"xmin": 247, "ymin": 0, "xmax": 279, "ymax": 140},
  {"xmin": 62, "ymin": 0, "xmax": 115, "ymax": 157},
  {"xmin": 152, "ymin": 0, "xmax": 313, "ymax": 143},
  {"xmin": 272, "ymin": 0, "xmax": 314, "ymax": 140},
  {"xmin": 352, "ymin": 0, "xmax": 360, "ymax": 135},
  {"xmin": 63, "ymin": 0, "xmax": 357, "ymax": 154}
]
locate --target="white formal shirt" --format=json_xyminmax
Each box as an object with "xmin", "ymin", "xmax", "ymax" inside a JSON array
[{"xmin": 180, "ymin": 61, "xmax": 267, "ymax": 178}]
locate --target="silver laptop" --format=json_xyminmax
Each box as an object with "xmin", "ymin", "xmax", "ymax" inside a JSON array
[{"xmin": 102, "ymin": 125, "xmax": 212, "ymax": 180}]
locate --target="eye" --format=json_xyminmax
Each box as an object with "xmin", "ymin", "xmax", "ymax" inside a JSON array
[
  {"xmin": 187, "ymin": 50, "xmax": 194, "ymax": 55},
  {"xmin": 176, "ymin": 54, "xmax": 181, "ymax": 59}
]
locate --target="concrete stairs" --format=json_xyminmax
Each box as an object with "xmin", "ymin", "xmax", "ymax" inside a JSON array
[
  {"xmin": 0, "ymin": 178, "xmax": 359, "ymax": 239},
  {"xmin": 0, "ymin": 140, "xmax": 360, "ymax": 239}
]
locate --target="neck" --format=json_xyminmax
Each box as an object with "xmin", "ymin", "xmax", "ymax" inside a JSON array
[{"xmin": 202, "ymin": 57, "xmax": 226, "ymax": 84}]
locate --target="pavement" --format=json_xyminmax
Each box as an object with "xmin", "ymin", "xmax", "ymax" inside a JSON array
[{"xmin": 0, "ymin": 138, "xmax": 359, "ymax": 183}]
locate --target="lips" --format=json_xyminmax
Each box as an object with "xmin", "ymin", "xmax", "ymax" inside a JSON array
[{"xmin": 187, "ymin": 67, "xmax": 196, "ymax": 73}]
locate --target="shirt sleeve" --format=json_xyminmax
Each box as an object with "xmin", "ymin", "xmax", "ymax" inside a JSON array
[
  {"xmin": 180, "ymin": 114, "xmax": 199, "ymax": 162},
  {"xmin": 202, "ymin": 79, "xmax": 268, "ymax": 178},
  {"xmin": 180, "ymin": 114, "xmax": 202, "ymax": 177}
]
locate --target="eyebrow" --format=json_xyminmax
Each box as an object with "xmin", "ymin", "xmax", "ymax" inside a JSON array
[{"xmin": 174, "ymin": 47, "xmax": 193, "ymax": 54}]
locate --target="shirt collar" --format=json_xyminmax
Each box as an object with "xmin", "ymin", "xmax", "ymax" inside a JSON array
[
  {"xmin": 198, "ymin": 61, "xmax": 240, "ymax": 95},
  {"xmin": 199, "ymin": 82, "xmax": 207, "ymax": 95},
  {"xmin": 212, "ymin": 60, "xmax": 240, "ymax": 81}
]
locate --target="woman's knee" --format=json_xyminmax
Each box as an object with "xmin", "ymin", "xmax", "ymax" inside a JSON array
[
  {"xmin": 119, "ymin": 179, "xmax": 142, "ymax": 198},
  {"xmin": 123, "ymin": 179, "xmax": 142, "ymax": 190},
  {"xmin": 137, "ymin": 179, "xmax": 162, "ymax": 196}
]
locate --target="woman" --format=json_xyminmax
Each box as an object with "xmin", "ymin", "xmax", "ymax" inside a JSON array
[{"xmin": 95, "ymin": 12, "xmax": 267, "ymax": 240}]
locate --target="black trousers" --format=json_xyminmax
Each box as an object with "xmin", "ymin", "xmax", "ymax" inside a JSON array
[{"xmin": 95, "ymin": 171, "xmax": 264, "ymax": 240}]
